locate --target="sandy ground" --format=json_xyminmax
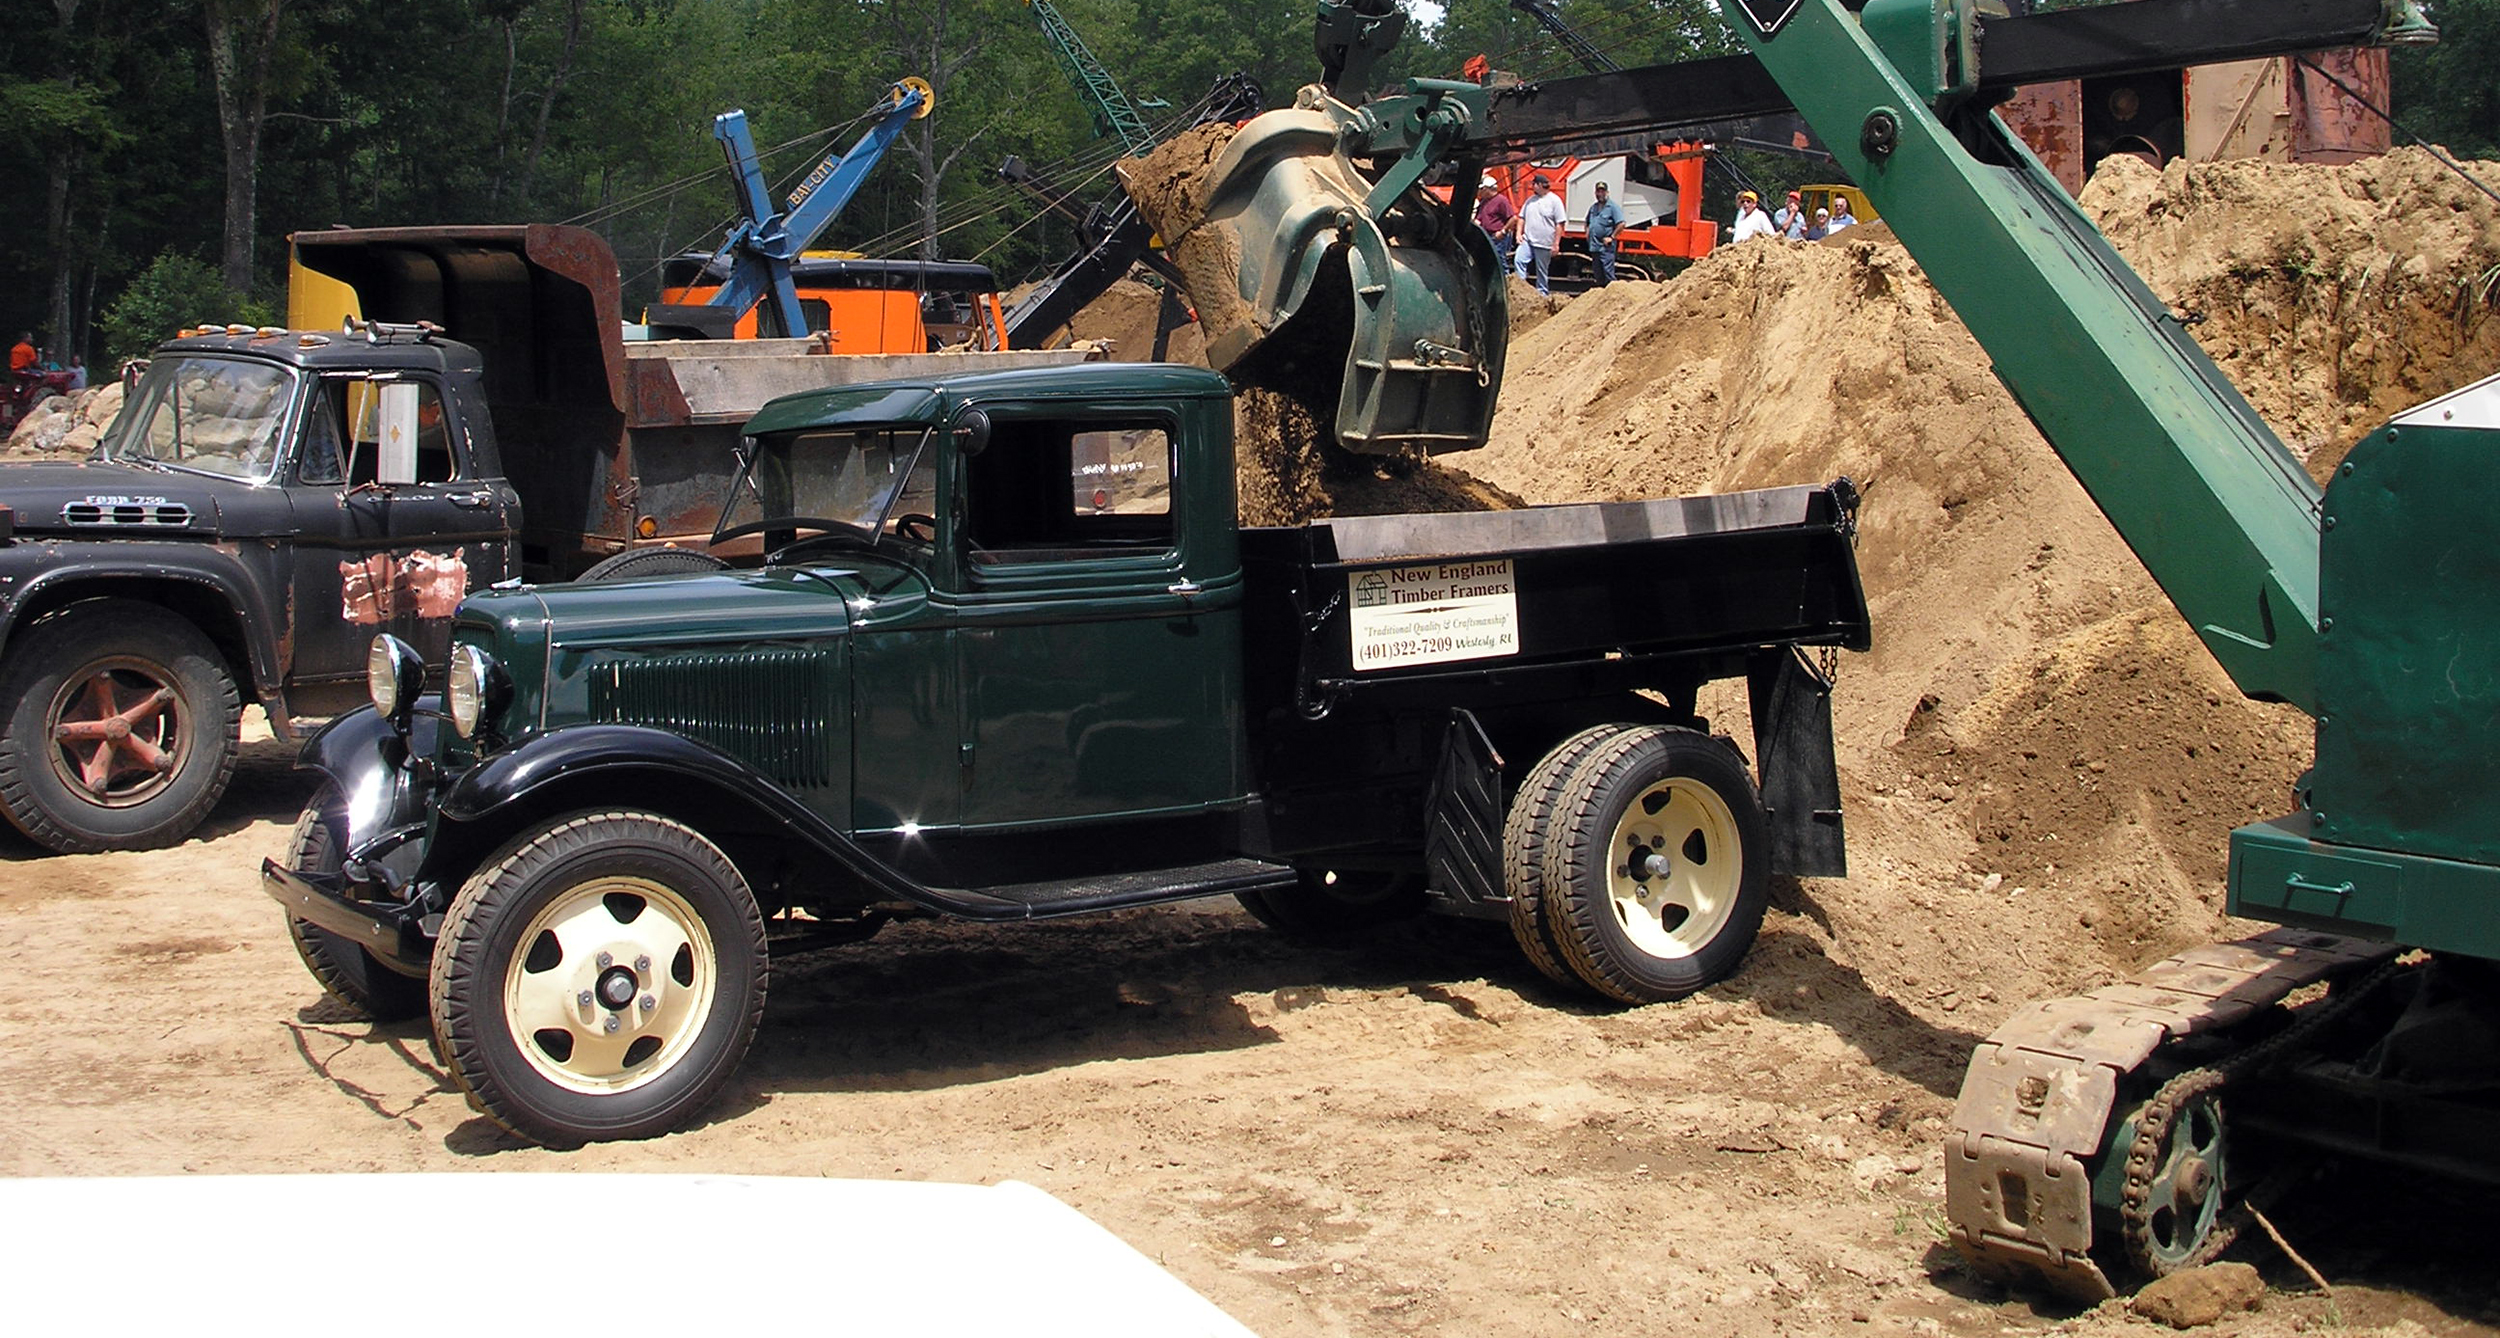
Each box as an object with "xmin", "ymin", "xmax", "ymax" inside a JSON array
[
  {"xmin": 0, "ymin": 721, "xmax": 2491, "ymax": 1337},
  {"xmin": 3, "ymin": 153, "xmax": 2498, "ymax": 1335}
]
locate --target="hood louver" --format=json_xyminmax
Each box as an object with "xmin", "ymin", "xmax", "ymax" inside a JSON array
[
  {"xmin": 62, "ymin": 501, "xmax": 195, "ymax": 528},
  {"xmin": 591, "ymin": 647, "xmax": 838, "ymax": 790}
]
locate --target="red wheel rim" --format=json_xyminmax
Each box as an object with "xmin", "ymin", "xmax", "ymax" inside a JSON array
[{"xmin": 46, "ymin": 659, "xmax": 188, "ymax": 808}]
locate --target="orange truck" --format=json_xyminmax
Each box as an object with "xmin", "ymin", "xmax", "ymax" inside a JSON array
[{"xmin": 654, "ymin": 253, "xmax": 1004, "ymax": 352}]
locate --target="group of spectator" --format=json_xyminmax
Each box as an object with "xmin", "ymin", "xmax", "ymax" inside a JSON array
[
  {"xmin": 1731, "ymin": 188, "xmax": 1857, "ymax": 244},
  {"xmin": 1474, "ymin": 173, "xmax": 1625, "ymax": 298},
  {"xmin": 9, "ymin": 332, "xmax": 85, "ymax": 390},
  {"xmin": 1474, "ymin": 172, "xmax": 1857, "ymax": 297}
]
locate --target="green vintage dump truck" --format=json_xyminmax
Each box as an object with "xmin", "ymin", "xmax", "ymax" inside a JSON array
[{"xmin": 265, "ymin": 360, "xmax": 1867, "ymax": 1145}]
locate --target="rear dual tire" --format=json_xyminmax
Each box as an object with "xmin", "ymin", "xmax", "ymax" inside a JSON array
[{"xmin": 1508, "ymin": 725, "xmax": 1768, "ymax": 1003}]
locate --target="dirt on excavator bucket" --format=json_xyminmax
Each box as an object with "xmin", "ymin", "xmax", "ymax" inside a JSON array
[{"xmin": 1120, "ymin": 107, "xmax": 1507, "ymax": 458}]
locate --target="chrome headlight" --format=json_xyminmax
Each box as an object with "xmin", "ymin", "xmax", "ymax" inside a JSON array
[
  {"xmin": 366, "ymin": 634, "xmax": 423, "ymax": 730},
  {"xmin": 446, "ymin": 643, "xmax": 511, "ymax": 739}
]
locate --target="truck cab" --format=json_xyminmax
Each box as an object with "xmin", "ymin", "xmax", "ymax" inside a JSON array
[{"xmin": 0, "ymin": 324, "xmax": 519, "ymax": 852}]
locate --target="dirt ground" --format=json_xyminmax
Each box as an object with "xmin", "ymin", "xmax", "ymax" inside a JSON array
[{"xmin": 5, "ymin": 150, "xmax": 2499, "ymax": 1336}]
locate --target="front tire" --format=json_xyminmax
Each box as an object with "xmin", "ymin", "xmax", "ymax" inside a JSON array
[
  {"xmin": 430, "ymin": 810, "xmax": 768, "ymax": 1146},
  {"xmin": 284, "ymin": 784, "xmax": 426, "ymax": 1021},
  {"xmin": 1542, "ymin": 727, "xmax": 1768, "ymax": 1003},
  {"xmin": 0, "ymin": 599, "xmax": 239, "ymax": 853}
]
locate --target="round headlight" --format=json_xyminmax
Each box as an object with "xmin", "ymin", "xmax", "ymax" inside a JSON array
[
  {"xmin": 446, "ymin": 643, "xmax": 509, "ymax": 739},
  {"xmin": 366, "ymin": 635, "xmax": 422, "ymax": 728}
]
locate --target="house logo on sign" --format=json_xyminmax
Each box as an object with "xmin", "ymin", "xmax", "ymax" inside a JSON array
[{"xmin": 1353, "ymin": 571, "xmax": 1390, "ymax": 610}]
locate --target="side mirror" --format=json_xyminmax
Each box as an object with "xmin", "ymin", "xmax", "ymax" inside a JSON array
[{"xmin": 953, "ymin": 407, "xmax": 991, "ymax": 457}]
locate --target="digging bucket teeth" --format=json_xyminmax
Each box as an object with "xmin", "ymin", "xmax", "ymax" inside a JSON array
[{"xmin": 1159, "ymin": 88, "xmax": 1508, "ymax": 456}]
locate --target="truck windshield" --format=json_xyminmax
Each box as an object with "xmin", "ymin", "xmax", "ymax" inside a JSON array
[
  {"xmin": 715, "ymin": 425, "xmax": 936, "ymax": 547},
  {"xmin": 103, "ymin": 357, "xmax": 297, "ymax": 483}
]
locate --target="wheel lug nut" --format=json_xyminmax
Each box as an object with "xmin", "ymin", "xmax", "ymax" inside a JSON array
[
  {"xmin": 596, "ymin": 951, "xmax": 613, "ymax": 968},
  {"xmin": 604, "ymin": 1015, "xmax": 621, "ymax": 1034},
  {"xmin": 640, "ymin": 995, "xmax": 656, "ymax": 1012},
  {"xmin": 635, "ymin": 955, "xmax": 651, "ymax": 974},
  {"xmin": 578, "ymin": 990, "xmax": 593, "ymax": 1007}
]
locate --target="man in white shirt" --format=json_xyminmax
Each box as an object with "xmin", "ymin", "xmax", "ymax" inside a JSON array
[
  {"xmin": 1731, "ymin": 190, "xmax": 1775, "ymax": 243},
  {"xmin": 1518, "ymin": 176, "xmax": 1570, "ymax": 296}
]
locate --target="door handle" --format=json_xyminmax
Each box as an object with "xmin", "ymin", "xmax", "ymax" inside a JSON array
[
  {"xmin": 1169, "ymin": 579, "xmax": 1202, "ymax": 596},
  {"xmin": 448, "ymin": 489, "xmax": 496, "ymax": 509}
]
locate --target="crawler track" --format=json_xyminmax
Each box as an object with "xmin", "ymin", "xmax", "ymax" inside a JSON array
[{"xmin": 1943, "ymin": 926, "xmax": 2396, "ymax": 1300}]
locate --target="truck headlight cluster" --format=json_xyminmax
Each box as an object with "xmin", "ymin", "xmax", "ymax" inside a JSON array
[
  {"xmin": 446, "ymin": 644, "xmax": 512, "ymax": 739},
  {"xmin": 367, "ymin": 635, "xmax": 422, "ymax": 731}
]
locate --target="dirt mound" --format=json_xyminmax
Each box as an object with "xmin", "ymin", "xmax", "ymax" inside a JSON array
[
  {"xmin": 1462, "ymin": 148, "xmax": 2500, "ymax": 1011},
  {"xmin": 2085, "ymin": 148, "xmax": 2500, "ymax": 470}
]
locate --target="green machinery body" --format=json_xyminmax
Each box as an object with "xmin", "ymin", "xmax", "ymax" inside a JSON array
[{"xmin": 1712, "ymin": 0, "xmax": 2497, "ymax": 961}]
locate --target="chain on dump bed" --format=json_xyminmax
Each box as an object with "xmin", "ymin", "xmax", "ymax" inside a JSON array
[{"xmin": 1942, "ymin": 926, "xmax": 2397, "ymax": 1300}]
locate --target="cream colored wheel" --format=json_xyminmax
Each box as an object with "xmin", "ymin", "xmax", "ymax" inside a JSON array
[
  {"xmin": 432, "ymin": 810, "xmax": 768, "ymax": 1146},
  {"xmin": 503, "ymin": 876, "xmax": 719, "ymax": 1095},
  {"xmin": 1543, "ymin": 727, "xmax": 1769, "ymax": 1003},
  {"xmin": 1602, "ymin": 777, "xmax": 1742, "ymax": 960}
]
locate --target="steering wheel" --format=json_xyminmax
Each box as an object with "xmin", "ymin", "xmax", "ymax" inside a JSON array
[{"xmin": 892, "ymin": 512, "xmax": 938, "ymax": 543}]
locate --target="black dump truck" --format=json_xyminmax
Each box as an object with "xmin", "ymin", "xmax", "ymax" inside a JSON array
[
  {"xmin": 0, "ymin": 226, "xmax": 1079, "ymax": 853},
  {"xmin": 265, "ymin": 359, "xmax": 1869, "ymax": 1145}
]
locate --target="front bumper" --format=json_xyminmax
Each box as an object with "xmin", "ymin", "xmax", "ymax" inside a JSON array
[{"xmin": 262, "ymin": 859, "xmax": 433, "ymax": 977}]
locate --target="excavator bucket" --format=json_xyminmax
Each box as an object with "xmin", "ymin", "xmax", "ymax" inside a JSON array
[{"xmin": 1130, "ymin": 90, "xmax": 1507, "ymax": 456}]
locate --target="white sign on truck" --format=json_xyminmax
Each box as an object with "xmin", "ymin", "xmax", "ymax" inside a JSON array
[{"xmin": 1347, "ymin": 558, "xmax": 1520, "ymax": 671}]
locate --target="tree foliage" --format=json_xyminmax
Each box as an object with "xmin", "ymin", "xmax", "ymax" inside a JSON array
[
  {"xmin": 96, "ymin": 252, "xmax": 277, "ymax": 364},
  {"xmin": 6, "ymin": 0, "xmax": 2494, "ymax": 363},
  {"xmin": 2392, "ymin": 0, "xmax": 2500, "ymax": 159}
]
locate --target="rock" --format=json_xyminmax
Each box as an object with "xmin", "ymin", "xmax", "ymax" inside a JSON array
[{"xmin": 2129, "ymin": 1262, "xmax": 2264, "ymax": 1329}]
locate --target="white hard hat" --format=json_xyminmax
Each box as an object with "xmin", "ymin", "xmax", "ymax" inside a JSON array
[{"xmin": 1480, "ymin": 175, "xmax": 1499, "ymax": 189}]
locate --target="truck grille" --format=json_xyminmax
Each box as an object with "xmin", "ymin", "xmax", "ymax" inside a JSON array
[
  {"xmin": 590, "ymin": 647, "xmax": 838, "ymax": 790},
  {"xmin": 62, "ymin": 501, "xmax": 193, "ymax": 528}
]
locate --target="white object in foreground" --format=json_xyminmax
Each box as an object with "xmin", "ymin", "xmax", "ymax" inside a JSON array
[{"xmin": 0, "ymin": 1174, "xmax": 1258, "ymax": 1337}]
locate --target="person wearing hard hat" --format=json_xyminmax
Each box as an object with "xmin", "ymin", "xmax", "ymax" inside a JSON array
[
  {"xmin": 1474, "ymin": 175, "xmax": 1518, "ymax": 273},
  {"xmin": 1732, "ymin": 190, "xmax": 1775, "ymax": 243}
]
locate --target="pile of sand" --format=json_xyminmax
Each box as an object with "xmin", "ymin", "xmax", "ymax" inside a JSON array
[
  {"xmin": 1454, "ymin": 146, "xmax": 2500, "ymax": 1006},
  {"xmin": 1100, "ymin": 132, "xmax": 2500, "ymax": 1008}
]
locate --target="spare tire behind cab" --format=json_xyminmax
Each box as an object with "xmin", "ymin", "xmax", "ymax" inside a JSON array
[{"xmin": 575, "ymin": 549, "xmax": 730, "ymax": 582}]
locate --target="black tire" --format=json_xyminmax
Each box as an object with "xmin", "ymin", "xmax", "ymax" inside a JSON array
[
  {"xmin": 1503, "ymin": 724, "xmax": 1630, "ymax": 989},
  {"xmin": 0, "ymin": 599, "xmax": 240, "ymax": 853},
  {"xmin": 1542, "ymin": 727, "xmax": 1768, "ymax": 1004},
  {"xmin": 430, "ymin": 810, "xmax": 768, "ymax": 1146},
  {"xmin": 283, "ymin": 784, "xmax": 427, "ymax": 1022},
  {"xmin": 574, "ymin": 547, "xmax": 729, "ymax": 582},
  {"xmin": 1237, "ymin": 866, "xmax": 1427, "ymax": 938}
]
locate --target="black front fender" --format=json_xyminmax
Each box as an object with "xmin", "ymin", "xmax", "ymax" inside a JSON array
[
  {"xmin": 433, "ymin": 724, "xmax": 1012, "ymax": 915},
  {"xmin": 298, "ymin": 702, "xmax": 445, "ymax": 852}
]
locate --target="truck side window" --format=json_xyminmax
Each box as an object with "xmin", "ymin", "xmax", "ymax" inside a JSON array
[
  {"xmin": 964, "ymin": 417, "xmax": 1175, "ymax": 563},
  {"xmin": 338, "ymin": 380, "xmax": 460, "ymax": 485}
]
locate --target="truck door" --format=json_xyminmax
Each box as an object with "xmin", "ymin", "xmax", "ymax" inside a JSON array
[
  {"xmin": 290, "ymin": 375, "xmax": 519, "ymax": 694},
  {"xmin": 951, "ymin": 409, "xmax": 1246, "ymax": 828}
]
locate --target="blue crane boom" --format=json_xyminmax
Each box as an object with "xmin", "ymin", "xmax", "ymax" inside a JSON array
[{"xmin": 701, "ymin": 79, "xmax": 933, "ymax": 338}]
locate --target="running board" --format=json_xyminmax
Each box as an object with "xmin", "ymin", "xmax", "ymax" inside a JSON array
[{"xmin": 940, "ymin": 858, "xmax": 1298, "ymax": 922}]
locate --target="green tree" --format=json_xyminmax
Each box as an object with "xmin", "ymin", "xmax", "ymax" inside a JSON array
[
  {"xmin": 2393, "ymin": 0, "xmax": 2500, "ymax": 158},
  {"xmin": 96, "ymin": 252, "xmax": 277, "ymax": 364}
]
